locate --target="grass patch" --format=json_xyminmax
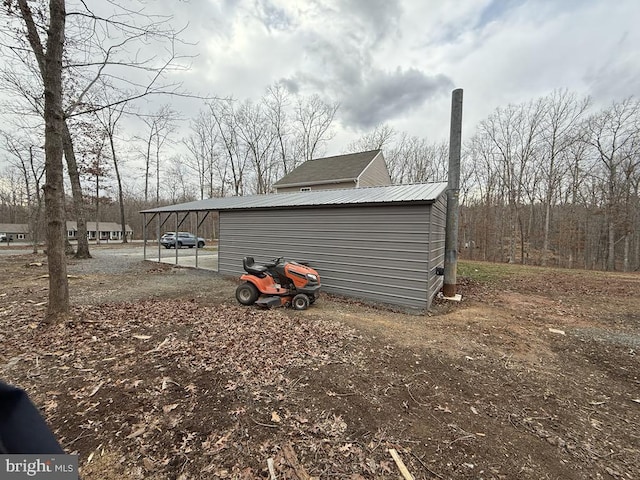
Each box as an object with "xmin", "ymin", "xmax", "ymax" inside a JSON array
[{"xmin": 457, "ymin": 260, "xmax": 523, "ymax": 283}]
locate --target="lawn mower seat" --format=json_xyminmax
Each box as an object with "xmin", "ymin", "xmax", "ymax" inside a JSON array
[{"xmin": 242, "ymin": 256, "xmax": 268, "ymax": 276}]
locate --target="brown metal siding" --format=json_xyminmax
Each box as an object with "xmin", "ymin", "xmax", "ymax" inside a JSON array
[{"xmin": 218, "ymin": 204, "xmax": 439, "ymax": 310}]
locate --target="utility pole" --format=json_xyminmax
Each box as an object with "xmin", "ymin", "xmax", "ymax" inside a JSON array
[{"xmin": 443, "ymin": 88, "xmax": 463, "ymax": 298}]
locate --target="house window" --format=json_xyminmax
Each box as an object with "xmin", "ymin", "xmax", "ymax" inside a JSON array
[
  {"xmin": 300, "ymin": 187, "xmax": 311, "ymax": 192},
  {"xmin": 17, "ymin": 234, "xmax": 25, "ymax": 240},
  {"xmin": 67, "ymin": 230, "xmax": 75, "ymax": 238}
]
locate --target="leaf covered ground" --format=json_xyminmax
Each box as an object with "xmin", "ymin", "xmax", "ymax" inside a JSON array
[{"xmin": 1, "ymin": 252, "xmax": 639, "ymax": 479}]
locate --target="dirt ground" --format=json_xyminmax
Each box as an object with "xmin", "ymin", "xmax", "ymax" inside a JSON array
[{"xmin": 1, "ymin": 252, "xmax": 639, "ymax": 479}]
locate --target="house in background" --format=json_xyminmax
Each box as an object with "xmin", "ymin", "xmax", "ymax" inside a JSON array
[
  {"xmin": 0, "ymin": 223, "xmax": 30, "ymax": 242},
  {"xmin": 273, "ymin": 150, "xmax": 392, "ymax": 193},
  {"xmin": 66, "ymin": 221, "xmax": 133, "ymax": 241}
]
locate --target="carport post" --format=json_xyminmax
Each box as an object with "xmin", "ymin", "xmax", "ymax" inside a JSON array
[
  {"xmin": 157, "ymin": 214, "xmax": 161, "ymax": 262},
  {"xmin": 195, "ymin": 211, "xmax": 199, "ymax": 268},
  {"xmin": 175, "ymin": 212, "xmax": 179, "ymax": 265},
  {"xmin": 143, "ymin": 213, "xmax": 147, "ymax": 260},
  {"xmin": 443, "ymin": 88, "xmax": 463, "ymax": 298}
]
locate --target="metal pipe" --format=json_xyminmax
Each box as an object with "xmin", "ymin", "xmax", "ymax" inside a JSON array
[{"xmin": 443, "ymin": 88, "xmax": 463, "ymax": 298}]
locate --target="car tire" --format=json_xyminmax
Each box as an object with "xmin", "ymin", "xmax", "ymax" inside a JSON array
[
  {"xmin": 164, "ymin": 245, "xmax": 171, "ymax": 249},
  {"xmin": 292, "ymin": 294, "xmax": 310, "ymax": 311},
  {"xmin": 236, "ymin": 283, "xmax": 259, "ymax": 305},
  {"xmin": 177, "ymin": 242, "xmax": 182, "ymax": 248},
  {"xmin": 197, "ymin": 241, "xmax": 205, "ymax": 248}
]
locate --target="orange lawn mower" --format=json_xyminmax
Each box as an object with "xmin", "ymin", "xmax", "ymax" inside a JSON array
[{"xmin": 235, "ymin": 256, "xmax": 321, "ymax": 310}]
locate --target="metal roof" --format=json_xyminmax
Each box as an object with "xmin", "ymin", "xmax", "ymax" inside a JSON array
[
  {"xmin": 272, "ymin": 150, "xmax": 381, "ymax": 187},
  {"xmin": 141, "ymin": 182, "xmax": 448, "ymax": 214}
]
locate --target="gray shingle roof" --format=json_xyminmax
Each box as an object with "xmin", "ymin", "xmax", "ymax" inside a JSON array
[
  {"xmin": 0, "ymin": 224, "xmax": 29, "ymax": 234},
  {"xmin": 141, "ymin": 182, "xmax": 448, "ymax": 213},
  {"xmin": 273, "ymin": 150, "xmax": 382, "ymax": 187}
]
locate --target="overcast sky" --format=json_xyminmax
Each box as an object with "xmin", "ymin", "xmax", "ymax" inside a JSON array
[
  {"xmin": 148, "ymin": 0, "xmax": 640, "ymax": 151},
  {"xmin": 1, "ymin": 0, "xmax": 638, "ymax": 173}
]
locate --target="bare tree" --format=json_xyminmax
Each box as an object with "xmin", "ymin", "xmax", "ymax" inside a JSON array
[
  {"xmin": 234, "ymin": 99, "xmax": 277, "ymax": 194},
  {"xmin": 537, "ymin": 90, "xmax": 590, "ymax": 265},
  {"xmin": 1, "ymin": 130, "xmax": 45, "ymax": 252},
  {"xmin": 345, "ymin": 123, "xmax": 397, "ymax": 153},
  {"xmin": 94, "ymin": 94, "xmax": 129, "ymax": 243},
  {"xmin": 294, "ymin": 94, "xmax": 339, "ymax": 162},
  {"xmin": 209, "ymin": 99, "xmax": 248, "ymax": 196},
  {"xmin": 139, "ymin": 105, "xmax": 178, "ymax": 204},
  {"xmin": 477, "ymin": 100, "xmax": 545, "ymax": 263},
  {"xmin": 584, "ymin": 97, "xmax": 640, "ymax": 270},
  {"xmin": 77, "ymin": 124, "xmax": 109, "ymax": 245},
  {"xmin": 11, "ymin": 0, "xmax": 69, "ymax": 320},
  {"xmin": 264, "ymin": 84, "xmax": 295, "ymax": 175},
  {"xmin": 184, "ymin": 109, "xmax": 221, "ymax": 199},
  {"xmin": 164, "ymin": 154, "xmax": 196, "ymax": 203}
]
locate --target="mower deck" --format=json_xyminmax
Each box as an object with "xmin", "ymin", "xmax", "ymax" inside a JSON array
[{"xmin": 255, "ymin": 296, "xmax": 284, "ymax": 308}]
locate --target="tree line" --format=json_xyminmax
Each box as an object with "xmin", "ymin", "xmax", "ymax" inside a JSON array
[
  {"xmin": 464, "ymin": 92, "xmax": 639, "ymax": 272},
  {"xmin": 2, "ymin": 88, "xmax": 639, "ymax": 274}
]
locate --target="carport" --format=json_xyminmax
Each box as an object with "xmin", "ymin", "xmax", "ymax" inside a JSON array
[{"xmin": 141, "ymin": 182, "xmax": 448, "ymax": 310}]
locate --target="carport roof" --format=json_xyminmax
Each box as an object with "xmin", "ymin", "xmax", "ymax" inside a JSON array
[{"xmin": 141, "ymin": 182, "xmax": 448, "ymax": 213}]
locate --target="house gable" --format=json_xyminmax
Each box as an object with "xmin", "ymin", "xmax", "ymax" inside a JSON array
[
  {"xmin": 273, "ymin": 150, "xmax": 384, "ymax": 192},
  {"xmin": 356, "ymin": 151, "xmax": 392, "ymax": 188}
]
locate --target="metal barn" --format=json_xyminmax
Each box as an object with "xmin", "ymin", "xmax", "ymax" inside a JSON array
[{"xmin": 141, "ymin": 183, "xmax": 448, "ymax": 310}]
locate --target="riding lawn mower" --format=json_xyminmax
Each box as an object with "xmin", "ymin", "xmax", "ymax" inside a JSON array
[{"xmin": 235, "ymin": 256, "xmax": 321, "ymax": 310}]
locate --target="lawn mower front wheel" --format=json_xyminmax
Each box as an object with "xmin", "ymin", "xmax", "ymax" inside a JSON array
[
  {"xmin": 292, "ymin": 294, "xmax": 310, "ymax": 311},
  {"xmin": 236, "ymin": 282, "xmax": 259, "ymax": 305}
]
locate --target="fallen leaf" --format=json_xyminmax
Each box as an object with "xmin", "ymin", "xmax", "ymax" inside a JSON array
[
  {"xmin": 163, "ymin": 403, "xmax": 179, "ymax": 413},
  {"xmin": 89, "ymin": 381, "xmax": 104, "ymax": 397},
  {"xmin": 126, "ymin": 425, "xmax": 146, "ymax": 439},
  {"xmin": 271, "ymin": 411, "xmax": 281, "ymax": 423},
  {"xmin": 133, "ymin": 334, "xmax": 152, "ymax": 340},
  {"xmin": 143, "ymin": 458, "xmax": 155, "ymax": 471}
]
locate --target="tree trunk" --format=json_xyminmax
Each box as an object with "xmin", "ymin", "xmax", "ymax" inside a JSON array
[
  {"xmin": 635, "ymin": 231, "xmax": 639, "ymax": 271},
  {"xmin": 509, "ymin": 204, "xmax": 517, "ymax": 264},
  {"xmin": 109, "ymin": 135, "xmax": 128, "ymax": 243},
  {"xmin": 542, "ymin": 201, "xmax": 551, "ymax": 266},
  {"xmin": 623, "ymin": 233, "xmax": 630, "ymax": 272},
  {"xmin": 607, "ymin": 217, "xmax": 615, "ymax": 271},
  {"xmin": 42, "ymin": 0, "xmax": 69, "ymax": 321},
  {"xmin": 62, "ymin": 121, "xmax": 91, "ymax": 258}
]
